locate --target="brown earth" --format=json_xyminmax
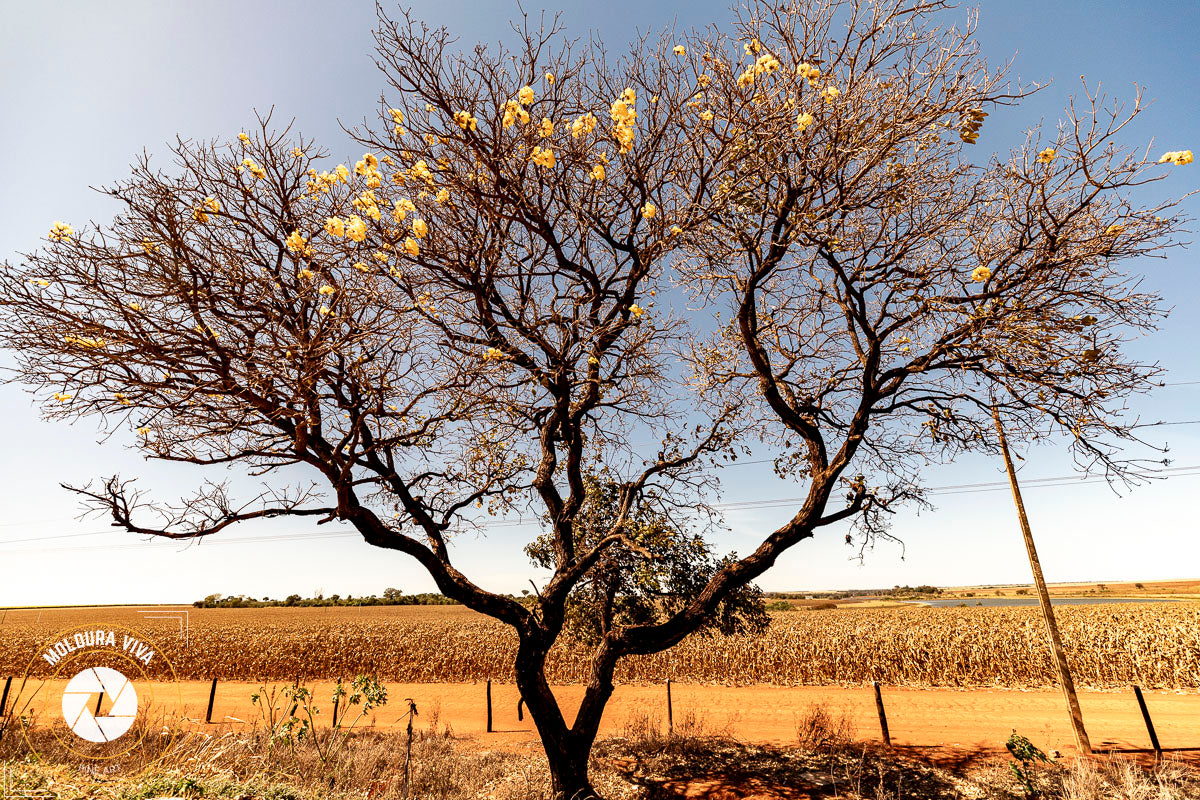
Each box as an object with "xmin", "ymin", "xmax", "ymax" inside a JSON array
[{"xmin": 7, "ymin": 678, "xmax": 1198, "ymax": 761}]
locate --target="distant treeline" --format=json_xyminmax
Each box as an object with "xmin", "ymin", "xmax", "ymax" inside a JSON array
[
  {"xmin": 765, "ymin": 584, "xmax": 944, "ymax": 600},
  {"xmin": 193, "ymin": 589, "xmax": 459, "ymax": 608}
]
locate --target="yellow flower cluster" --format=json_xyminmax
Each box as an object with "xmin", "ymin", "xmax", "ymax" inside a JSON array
[
  {"xmin": 590, "ymin": 164, "xmax": 606, "ymax": 181},
  {"xmin": 412, "ymin": 219, "xmax": 428, "ymax": 238},
  {"xmin": 325, "ymin": 217, "xmax": 345, "ymax": 237},
  {"xmin": 241, "ymin": 158, "xmax": 267, "ymax": 180},
  {"xmin": 629, "ymin": 304, "xmax": 644, "ymax": 318},
  {"xmin": 355, "ymin": 153, "xmax": 383, "ymax": 188},
  {"xmin": 436, "ymin": 188, "xmax": 450, "ymax": 204},
  {"xmin": 641, "ymin": 202, "xmax": 657, "ymax": 219},
  {"xmin": 410, "ymin": 160, "xmax": 434, "ymax": 183},
  {"xmin": 29, "ymin": 278, "xmax": 50, "ymax": 287},
  {"xmin": 610, "ymin": 88, "xmax": 637, "ymax": 154},
  {"xmin": 346, "ymin": 215, "xmax": 368, "ymax": 242},
  {"xmin": 306, "ymin": 166, "xmax": 347, "ymax": 195},
  {"xmin": 571, "ymin": 112, "xmax": 598, "ymax": 139},
  {"xmin": 48, "ymin": 221, "xmax": 74, "ymax": 241},
  {"xmin": 1158, "ymin": 150, "xmax": 1194, "ymax": 165},
  {"xmin": 540, "ymin": 117, "xmax": 554, "ymax": 137},
  {"xmin": 544, "ymin": 72, "xmax": 555, "ymax": 85},
  {"xmin": 454, "ymin": 110, "xmax": 478, "ymax": 131},
  {"xmin": 292, "ymin": 147, "xmax": 304, "ymax": 158},
  {"xmin": 389, "ymin": 108, "xmax": 406, "ymax": 137},
  {"xmin": 530, "ymin": 146, "xmax": 556, "ymax": 168},
  {"xmin": 353, "ymin": 189, "xmax": 383, "ymax": 221},
  {"xmin": 482, "ymin": 347, "xmax": 505, "ymax": 361},
  {"xmin": 403, "ymin": 237, "xmax": 420, "ymax": 256},
  {"xmin": 502, "ymin": 100, "xmax": 531, "ymax": 128},
  {"xmin": 971, "ymin": 265, "xmax": 991, "ymax": 282},
  {"xmin": 1105, "ymin": 223, "xmax": 1124, "ymax": 236},
  {"xmin": 738, "ymin": 52, "xmax": 782, "ymax": 87},
  {"xmin": 392, "ymin": 197, "xmax": 417, "ymax": 222},
  {"xmin": 64, "ymin": 334, "xmax": 106, "ymax": 348},
  {"xmin": 318, "ymin": 284, "xmax": 335, "ymax": 295},
  {"xmin": 54, "ymin": 392, "xmax": 74, "ymax": 402},
  {"xmin": 285, "ymin": 230, "xmax": 310, "ymax": 255},
  {"xmin": 238, "ymin": 132, "xmax": 250, "ymax": 143},
  {"xmin": 673, "ymin": 44, "xmax": 686, "ymax": 56},
  {"xmin": 1036, "ymin": 148, "xmax": 1057, "ymax": 164},
  {"xmin": 796, "ymin": 62, "xmax": 821, "ymax": 85},
  {"xmin": 797, "ymin": 112, "xmax": 814, "ymax": 132},
  {"xmin": 821, "ymin": 86, "xmax": 839, "ymax": 102},
  {"xmin": 697, "ymin": 74, "xmax": 712, "ymax": 88},
  {"xmin": 700, "ymin": 110, "xmax": 715, "ymax": 122},
  {"xmin": 518, "ymin": 85, "xmax": 535, "ymax": 106}
]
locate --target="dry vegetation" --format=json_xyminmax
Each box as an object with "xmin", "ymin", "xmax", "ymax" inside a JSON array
[
  {"xmin": 2, "ymin": 602, "xmax": 1197, "ymax": 690},
  {"xmin": 1, "ymin": 705, "xmax": 1196, "ymax": 800}
]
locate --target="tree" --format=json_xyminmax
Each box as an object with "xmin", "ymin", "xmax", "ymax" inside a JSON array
[{"xmin": 0, "ymin": 1, "xmax": 1189, "ymax": 796}]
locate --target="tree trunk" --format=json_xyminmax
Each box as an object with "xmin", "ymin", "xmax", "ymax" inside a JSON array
[{"xmin": 514, "ymin": 637, "xmax": 601, "ymax": 799}]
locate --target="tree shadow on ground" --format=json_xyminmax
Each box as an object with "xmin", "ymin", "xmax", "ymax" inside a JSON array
[{"xmin": 597, "ymin": 736, "xmax": 975, "ymax": 800}]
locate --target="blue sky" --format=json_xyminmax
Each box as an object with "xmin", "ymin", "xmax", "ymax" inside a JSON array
[{"xmin": 1, "ymin": 1, "xmax": 1198, "ymax": 606}]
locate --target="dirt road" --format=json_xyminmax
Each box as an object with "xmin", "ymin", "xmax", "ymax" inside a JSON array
[{"xmin": 9, "ymin": 678, "xmax": 1198, "ymax": 757}]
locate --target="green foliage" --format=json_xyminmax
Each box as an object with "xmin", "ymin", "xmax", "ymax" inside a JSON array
[
  {"xmin": 1005, "ymin": 731, "xmax": 1055, "ymax": 798},
  {"xmin": 525, "ymin": 473, "xmax": 768, "ymax": 644},
  {"xmin": 193, "ymin": 591, "xmax": 457, "ymax": 608}
]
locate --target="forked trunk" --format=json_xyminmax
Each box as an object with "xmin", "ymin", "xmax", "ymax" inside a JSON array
[{"xmin": 514, "ymin": 638, "xmax": 606, "ymax": 799}]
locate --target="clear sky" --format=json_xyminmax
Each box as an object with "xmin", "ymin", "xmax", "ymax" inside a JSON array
[{"xmin": 1, "ymin": 1, "xmax": 1198, "ymax": 606}]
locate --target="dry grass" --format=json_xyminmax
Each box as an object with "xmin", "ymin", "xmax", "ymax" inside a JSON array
[{"xmin": 2, "ymin": 603, "xmax": 1200, "ymax": 688}]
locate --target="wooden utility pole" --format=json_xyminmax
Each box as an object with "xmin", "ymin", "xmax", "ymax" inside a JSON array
[{"xmin": 992, "ymin": 405, "xmax": 1092, "ymax": 754}]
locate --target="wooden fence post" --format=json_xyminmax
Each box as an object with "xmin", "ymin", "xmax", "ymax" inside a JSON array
[
  {"xmin": 1, "ymin": 676, "xmax": 12, "ymax": 716},
  {"xmin": 873, "ymin": 681, "xmax": 891, "ymax": 748},
  {"xmin": 205, "ymin": 678, "xmax": 218, "ymax": 724},
  {"xmin": 1133, "ymin": 686, "xmax": 1162, "ymax": 758},
  {"xmin": 666, "ymin": 679, "xmax": 674, "ymax": 734},
  {"xmin": 486, "ymin": 679, "xmax": 493, "ymax": 733}
]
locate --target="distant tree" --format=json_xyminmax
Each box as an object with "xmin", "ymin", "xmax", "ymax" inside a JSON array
[{"xmin": 382, "ymin": 587, "xmax": 404, "ymax": 603}]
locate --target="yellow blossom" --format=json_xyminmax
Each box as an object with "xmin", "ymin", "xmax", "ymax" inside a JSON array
[
  {"xmin": 241, "ymin": 158, "xmax": 267, "ymax": 180},
  {"xmin": 697, "ymin": 74, "xmax": 711, "ymax": 88},
  {"xmin": 530, "ymin": 146, "xmax": 556, "ymax": 168},
  {"xmin": 736, "ymin": 69, "xmax": 755, "ymax": 88},
  {"xmin": 545, "ymin": 72, "xmax": 555, "ymax": 84},
  {"xmin": 129, "ymin": 302, "xmax": 141, "ymax": 311},
  {"xmin": 518, "ymin": 85, "xmax": 535, "ymax": 106},
  {"xmin": 142, "ymin": 239, "xmax": 159, "ymax": 254},
  {"xmin": 48, "ymin": 221, "xmax": 74, "ymax": 241},
  {"xmin": 1036, "ymin": 148, "xmax": 1057, "ymax": 164},
  {"xmin": 411, "ymin": 160, "xmax": 434, "ymax": 182},
  {"xmin": 54, "ymin": 392, "xmax": 74, "ymax": 402},
  {"xmin": 821, "ymin": 86, "xmax": 839, "ymax": 102},
  {"xmin": 325, "ymin": 217, "xmax": 346, "ymax": 237},
  {"xmin": 345, "ymin": 215, "xmax": 368, "ymax": 242},
  {"xmin": 30, "ymin": 279, "xmax": 51, "ymax": 287},
  {"xmin": 1158, "ymin": 150, "xmax": 1193, "ymax": 165},
  {"xmin": 641, "ymin": 202, "xmax": 657, "ymax": 220},
  {"xmin": 285, "ymin": 230, "xmax": 308, "ymax": 254},
  {"xmin": 389, "ymin": 108, "xmax": 404, "ymax": 124},
  {"xmin": 318, "ymin": 284, "xmax": 335, "ymax": 295},
  {"xmin": 571, "ymin": 112, "xmax": 597, "ymax": 138},
  {"xmin": 319, "ymin": 306, "xmax": 331, "ymax": 316},
  {"xmin": 353, "ymin": 262, "xmax": 370, "ymax": 272},
  {"xmin": 621, "ymin": 87, "xmax": 636, "ymax": 105},
  {"xmin": 403, "ymin": 237, "xmax": 420, "ymax": 257},
  {"xmin": 334, "ymin": 164, "xmax": 351, "ymax": 183},
  {"xmin": 797, "ymin": 62, "xmax": 821, "ymax": 85},
  {"xmin": 238, "ymin": 132, "xmax": 250, "ymax": 143},
  {"xmin": 453, "ymin": 110, "xmax": 477, "ymax": 131},
  {"xmin": 629, "ymin": 304, "xmax": 644, "ymax": 317},
  {"xmin": 412, "ymin": 219, "xmax": 428, "ymax": 238},
  {"xmin": 298, "ymin": 268, "xmax": 315, "ymax": 280},
  {"xmin": 797, "ymin": 112, "xmax": 814, "ymax": 132},
  {"xmin": 673, "ymin": 45, "xmax": 686, "ymax": 56},
  {"xmin": 700, "ymin": 110, "xmax": 714, "ymax": 122},
  {"xmin": 670, "ymin": 225, "xmax": 682, "ymax": 235},
  {"xmin": 292, "ymin": 147, "xmax": 304, "ymax": 158},
  {"xmin": 540, "ymin": 117, "xmax": 554, "ymax": 137},
  {"xmin": 137, "ymin": 426, "xmax": 150, "ymax": 435},
  {"xmin": 203, "ymin": 196, "xmax": 220, "ymax": 214},
  {"xmin": 971, "ymin": 265, "xmax": 991, "ymax": 282},
  {"xmin": 482, "ymin": 347, "xmax": 505, "ymax": 361},
  {"xmin": 590, "ymin": 164, "xmax": 606, "ymax": 181},
  {"xmin": 1104, "ymin": 223, "xmax": 1124, "ymax": 236},
  {"xmin": 436, "ymin": 188, "xmax": 450, "ymax": 204},
  {"xmin": 392, "ymin": 198, "xmax": 416, "ymax": 222}
]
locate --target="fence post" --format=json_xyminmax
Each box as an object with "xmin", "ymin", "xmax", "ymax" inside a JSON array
[
  {"xmin": 873, "ymin": 681, "xmax": 891, "ymax": 748},
  {"xmin": 1, "ymin": 676, "xmax": 12, "ymax": 715},
  {"xmin": 332, "ymin": 677, "xmax": 342, "ymax": 728},
  {"xmin": 666, "ymin": 679, "xmax": 674, "ymax": 734},
  {"xmin": 1133, "ymin": 686, "xmax": 1162, "ymax": 758},
  {"xmin": 486, "ymin": 679, "xmax": 493, "ymax": 733},
  {"xmin": 517, "ymin": 697, "xmax": 525, "ymax": 722},
  {"xmin": 205, "ymin": 678, "xmax": 218, "ymax": 724}
]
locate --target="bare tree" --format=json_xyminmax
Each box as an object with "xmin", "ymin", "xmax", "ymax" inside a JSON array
[{"xmin": 0, "ymin": 1, "xmax": 1191, "ymax": 796}]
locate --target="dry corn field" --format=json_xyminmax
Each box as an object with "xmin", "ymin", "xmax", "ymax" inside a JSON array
[{"xmin": 1, "ymin": 602, "xmax": 1197, "ymax": 689}]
